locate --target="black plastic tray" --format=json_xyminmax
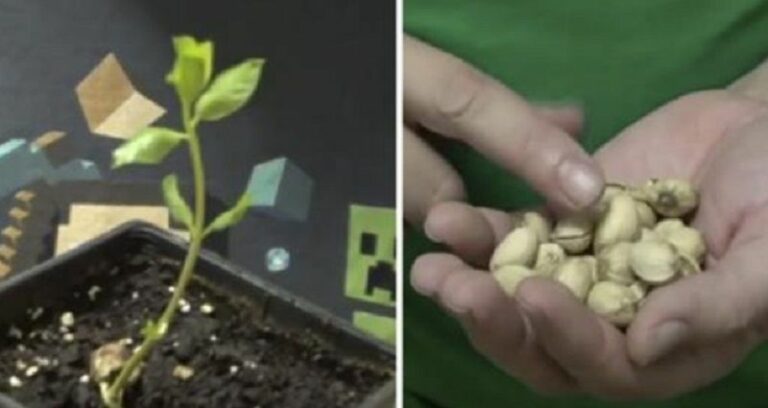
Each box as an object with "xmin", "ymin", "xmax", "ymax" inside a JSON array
[{"xmin": 0, "ymin": 222, "xmax": 394, "ymax": 407}]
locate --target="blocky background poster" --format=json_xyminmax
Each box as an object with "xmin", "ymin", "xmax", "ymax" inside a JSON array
[{"xmin": 0, "ymin": 0, "xmax": 395, "ymax": 340}]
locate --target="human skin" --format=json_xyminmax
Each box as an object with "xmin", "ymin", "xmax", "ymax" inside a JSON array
[
  {"xmin": 403, "ymin": 35, "xmax": 604, "ymax": 226},
  {"xmin": 410, "ymin": 89, "xmax": 768, "ymax": 399}
]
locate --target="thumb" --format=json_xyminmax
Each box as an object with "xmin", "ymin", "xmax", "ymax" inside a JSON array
[{"xmin": 627, "ymin": 238, "xmax": 768, "ymax": 366}]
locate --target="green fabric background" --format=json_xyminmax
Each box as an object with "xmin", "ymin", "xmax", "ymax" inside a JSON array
[{"xmin": 404, "ymin": 1, "xmax": 768, "ymax": 407}]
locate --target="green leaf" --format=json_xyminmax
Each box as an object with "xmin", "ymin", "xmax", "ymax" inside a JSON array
[
  {"xmin": 194, "ymin": 59, "xmax": 265, "ymax": 122},
  {"xmin": 162, "ymin": 174, "xmax": 193, "ymax": 228},
  {"xmin": 166, "ymin": 36, "xmax": 214, "ymax": 107},
  {"xmin": 112, "ymin": 127, "xmax": 187, "ymax": 168},
  {"xmin": 204, "ymin": 191, "xmax": 251, "ymax": 235}
]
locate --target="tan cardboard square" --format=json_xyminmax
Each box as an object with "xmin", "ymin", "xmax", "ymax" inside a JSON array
[
  {"xmin": 55, "ymin": 204, "xmax": 188, "ymax": 255},
  {"xmin": 76, "ymin": 54, "xmax": 165, "ymax": 139}
]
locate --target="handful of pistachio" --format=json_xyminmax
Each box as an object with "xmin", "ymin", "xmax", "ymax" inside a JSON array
[{"xmin": 490, "ymin": 179, "xmax": 705, "ymax": 327}]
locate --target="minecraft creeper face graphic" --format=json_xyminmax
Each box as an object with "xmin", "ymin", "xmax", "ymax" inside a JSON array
[{"xmin": 344, "ymin": 204, "xmax": 395, "ymax": 306}]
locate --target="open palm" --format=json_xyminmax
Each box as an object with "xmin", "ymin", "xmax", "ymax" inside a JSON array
[{"xmin": 410, "ymin": 90, "xmax": 768, "ymax": 398}]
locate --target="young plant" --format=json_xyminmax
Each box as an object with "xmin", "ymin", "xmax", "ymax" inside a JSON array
[{"xmin": 99, "ymin": 36, "xmax": 264, "ymax": 407}]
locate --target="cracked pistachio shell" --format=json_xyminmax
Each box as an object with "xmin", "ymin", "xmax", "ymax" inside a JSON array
[
  {"xmin": 628, "ymin": 281, "xmax": 648, "ymax": 303},
  {"xmin": 551, "ymin": 216, "xmax": 593, "ymax": 254},
  {"xmin": 641, "ymin": 179, "xmax": 698, "ymax": 217},
  {"xmin": 507, "ymin": 212, "xmax": 527, "ymax": 229},
  {"xmin": 585, "ymin": 256, "xmax": 600, "ymax": 283},
  {"xmin": 655, "ymin": 220, "xmax": 706, "ymax": 262},
  {"xmin": 654, "ymin": 218, "xmax": 685, "ymax": 235},
  {"xmin": 635, "ymin": 201, "xmax": 657, "ymax": 229},
  {"xmin": 493, "ymin": 265, "xmax": 536, "ymax": 297},
  {"xmin": 533, "ymin": 243, "xmax": 566, "ymax": 277},
  {"xmin": 594, "ymin": 194, "xmax": 640, "ymax": 252},
  {"xmin": 640, "ymin": 227, "xmax": 661, "ymax": 242},
  {"xmin": 90, "ymin": 341, "xmax": 129, "ymax": 382},
  {"xmin": 623, "ymin": 183, "xmax": 650, "ymax": 201},
  {"xmin": 523, "ymin": 211, "xmax": 551, "ymax": 243},
  {"xmin": 630, "ymin": 240, "xmax": 679, "ymax": 285},
  {"xmin": 490, "ymin": 225, "xmax": 539, "ymax": 271},
  {"xmin": 596, "ymin": 242, "xmax": 634, "ymax": 285},
  {"xmin": 597, "ymin": 183, "xmax": 627, "ymax": 215},
  {"xmin": 554, "ymin": 256, "xmax": 596, "ymax": 301},
  {"xmin": 677, "ymin": 253, "xmax": 702, "ymax": 277},
  {"xmin": 586, "ymin": 281, "xmax": 637, "ymax": 326}
]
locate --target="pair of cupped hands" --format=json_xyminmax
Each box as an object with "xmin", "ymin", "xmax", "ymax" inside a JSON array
[{"xmin": 404, "ymin": 35, "xmax": 768, "ymax": 399}]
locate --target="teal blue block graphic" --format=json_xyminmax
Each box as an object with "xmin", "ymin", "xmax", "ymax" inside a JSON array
[
  {"xmin": 0, "ymin": 139, "xmax": 26, "ymax": 158},
  {"xmin": 49, "ymin": 159, "xmax": 101, "ymax": 183},
  {"xmin": 246, "ymin": 157, "xmax": 313, "ymax": 221},
  {"xmin": 0, "ymin": 139, "xmax": 52, "ymax": 196},
  {"xmin": 0, "ymin": 138, "xmax": 102, "ymax": 198}
]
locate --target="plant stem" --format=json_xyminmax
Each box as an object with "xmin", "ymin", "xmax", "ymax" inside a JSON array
[
  {"xmin": 158, "ymin": 123, "xmax": 206, "ymax": 326},
  {"xmin": 104, "ymin": 104, "xmax": 206, "ymax": 408}
]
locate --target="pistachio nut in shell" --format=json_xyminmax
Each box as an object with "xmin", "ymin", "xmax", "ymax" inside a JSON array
[
  {"xmin": 554, "ymin": 256, "xmax": 595, "ymax": 301},
  {"xmin": 533, "ymin": 242, "xmax": 566, "ymax": 277},
  {"xmin": 551, "ymin": 216, "xmax": 593, "ymax": 254},
  {"xmin": 632, "ymin": 179, "xmax": 658, "ymax": 203},
  {"xmin": 630, "ymin": 240, "xmax": 679, "ymax": 285},
  {"xmin": 677, "ymin": 253, "xmax": 702, "ymax": 277},
  {"xmin": 655, "ymin": 220, "xmax": 706, "ymax": 262},
  {"xmin": 493, "ymin": 265, "xmax": 536, "ymax": 297},
  {"xmin": 654, "ymin": 219, "xmax": 685, "ymax": 236},
  {"xmin": 597, "ymin": 183, "xmax": 627, "ymax": 215},
  {"xmin": 586, "ymin": 281, "xmax": 637, "ymax": 326},
  {"xmin": 635, "ymin": 201, "xmax": 657, "ymax": 229},
  {"xmin": 640, "ymin": 227, "xmax": 661, "ymax": 242},
  {"xmin": 594, "ymin": 194, "xmax": 640, "ymax": 252},
  {"xmin": 489, "ymin": 225, "xmax": 539, "ymax": 271},
  {"xmin": 628, "ymin": 281, "xmax": 648, "ymax": 303},
  {"xmin": 596, "ymin": 242, "xmax": 634, "ymax": 285},
  {"xmin": 523, "ymin": 211, "xmax": 551, "ymax": 243},
  {"xmin": 642, "ymin": 179, "xmax": 698, "ymax": 217}
]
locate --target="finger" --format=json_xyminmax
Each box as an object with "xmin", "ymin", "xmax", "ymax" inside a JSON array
[
  {"xmin": 692, "ymin": 118, "xmax": 768, "ymax": 257},
  {"xmin": 402, "ymin": 103, "xmax": 582, "ymax": 228},
  {"xmin": 627, "ymin": 237, "xmax": 768, "ymax": 366},
  {"xmin": 516, "ymin": 278, "xmax": 640, "ymax": 398},
  {"xmin": 404, "ymin": 36, "xmax": 604, "ymax": 211},
  {"xmin": 423, "ymin": 202, "xmax": 514, "ymax": 266},
  {"xmin": 533, "ymin": 105, "xmax": 584, "ymax": 136},
  {"xmin": 417, "ymin": 259, "xmax": 577, "ymax": 395},
  {"xmin": 518, "ymin": 278, "xmax": 754, "ymax": 399},
  {"xmin": 402, "ymin": 105, "xmax": 579, "ymax": 228},
  {"xmin": 631, "ymin": 336, "xmax": 755, "ymax": 399},
  {"xmin": 404, "ymin": 126, "xmax": 466, "ymax": 226},
  {"xmin": 410, "ymin": 253, "xmax": 466, "ymax": 297}
]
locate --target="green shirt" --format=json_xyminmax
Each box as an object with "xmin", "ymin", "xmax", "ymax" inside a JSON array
[{"xmin": 404, "ymin": 1, "xmax": 768, "ymax": 407}]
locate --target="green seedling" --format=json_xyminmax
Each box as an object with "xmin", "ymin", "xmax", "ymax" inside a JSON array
[{"xmin": 100, "ymin": 36, "xmax": 264, "ymax": 407}]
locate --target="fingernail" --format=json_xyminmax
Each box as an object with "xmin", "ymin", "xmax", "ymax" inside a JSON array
[
  {"xmin": 410, "ymin": 266, "xmax": 439, "ymax": 297},
  {"xmin": 410, "ymin": 279, "xmax": 432, "ymax": 296},
  {"xmin": 423, "ymin": 221, "xmax": 442, "ymax": 243},
  {"xmin": 642, "ymin": 320, "xmax": 688, "ymax": 365},
  {"xmin": 558, "ymin": 158, "xmax": 603, "ymax": 208}
]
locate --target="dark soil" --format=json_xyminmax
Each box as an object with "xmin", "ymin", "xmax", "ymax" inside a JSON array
[{"xmin": 0, "ymin": 244, "xmax": 392, "ymax": 407}]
